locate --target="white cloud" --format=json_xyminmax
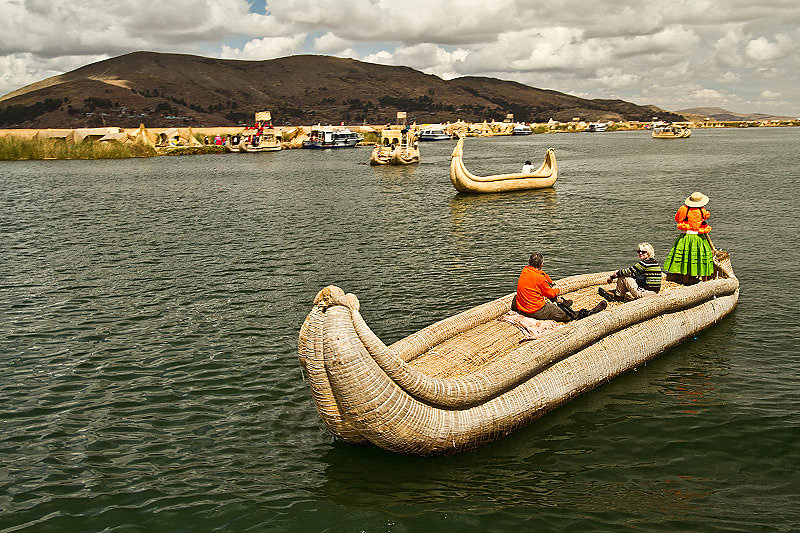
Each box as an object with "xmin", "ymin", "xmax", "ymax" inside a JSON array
[
  {"xmin": 313, "ymin": 33, "xmax": 354, "ymax": 54},
  {"xmin": 761, "ymin": 89, "xmax": 781, "ymax": 98},
  {"xmin": 745, "ymin": 34, "xmax": 794, "ymax": 61},
  {"xmin": 221, "ymin": 35, "xmax": 307, "ymax": 60},
  {"xmin": 1, "ymin": 0, "xmax": 799, "ymax": 115},
  {"xmin": 714, "ymin": 29, "xmax": 746, "ymax": 67},
  {"xmin": 591, "ymin": 68, "xmax": 640, "ymax": 90},
  {"xmin": 720, "ymin": 71, "xmax": 741, "ymax": 83}
]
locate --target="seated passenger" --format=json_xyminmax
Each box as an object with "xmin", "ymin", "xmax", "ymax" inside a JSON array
[
  {"xmin": 599, "ymin": 243, "xmax": 662, "ymax": 302},
  {"xmin": 521, "ymin": 160, "xmax": 533, "ymax": 173},
  {"xmin": 513, "ymin": 252, "xmax": 607, "ymax": 322}
]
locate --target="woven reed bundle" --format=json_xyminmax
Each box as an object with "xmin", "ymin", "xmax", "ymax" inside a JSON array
[{"xmin": 297, "ymin": 253, "xmax": 739, "ymax": 454}]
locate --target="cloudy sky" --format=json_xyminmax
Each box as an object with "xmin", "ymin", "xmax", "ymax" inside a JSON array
[{"xmin": 1, "ymin": 0, "xmax": 798, "ymax": 115}]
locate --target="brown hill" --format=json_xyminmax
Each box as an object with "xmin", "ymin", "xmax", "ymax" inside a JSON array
[
  {"xmin": 677, "ymin": 106, "xmax": 794, "ymax": 122},
  {"xmin": 0, "ymin": 51, "xmax": 684, "ymax": 128}
]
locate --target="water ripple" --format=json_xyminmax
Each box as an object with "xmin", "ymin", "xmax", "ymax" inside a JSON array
[{"xmin": 2, "ymin": 131, "xmax": 799, "ymax": 531}]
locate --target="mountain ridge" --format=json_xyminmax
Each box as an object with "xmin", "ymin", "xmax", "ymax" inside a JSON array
[
  {"xmin": 1, "ymin": 51, "xmax": 686, "ymax": 128},
  {"xmin": 676, "ymin": 106, "xmax": 793, "ymax": 122}
]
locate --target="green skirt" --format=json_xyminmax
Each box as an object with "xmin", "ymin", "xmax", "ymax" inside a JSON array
[{"xmin": 664, "ymin": 233, "xmax": 714, "ymax": 277}]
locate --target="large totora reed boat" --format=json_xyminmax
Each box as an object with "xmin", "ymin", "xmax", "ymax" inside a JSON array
[
  {"xmin": 298, "ymin": 252, "xmax": 738, "ymax": 456},
  {"xmin": 450, "ymin": 136, "xmax": 557, "ymax": 193}
]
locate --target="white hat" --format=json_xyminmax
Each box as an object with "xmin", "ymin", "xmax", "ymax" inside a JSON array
[{"xmin": 685, "ymin": 191, "xmax": 709, "ymax": 207}]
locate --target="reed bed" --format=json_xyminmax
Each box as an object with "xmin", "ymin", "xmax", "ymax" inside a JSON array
[{"xmin": 0, "ymin": 137, "xmax": 156, "ymax": 160}]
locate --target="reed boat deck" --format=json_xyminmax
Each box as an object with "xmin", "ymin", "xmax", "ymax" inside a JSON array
[{"xmin": 403, "ymin": 279, "xmax": 686, "ymax": 379}]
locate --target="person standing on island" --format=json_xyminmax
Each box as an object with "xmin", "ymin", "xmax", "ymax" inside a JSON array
[
  {"xmin": 663, "ymin": 192, "xmax": 714, "ymax": 284},
  {"xmin": 512, "ymin": 252, "xmax": 607, "ymax": 322},
  {"xmin": 521, "ymin": 160, "xmax": 533, "ymax": 173},
  {"xmin": 599, "ymin": 243, "xmax": 662, "ymax": 302}
]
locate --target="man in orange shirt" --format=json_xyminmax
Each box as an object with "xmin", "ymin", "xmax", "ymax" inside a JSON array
[{"xmin": 512, "ymin": 252, "xmax": 606, "ymax": 321}]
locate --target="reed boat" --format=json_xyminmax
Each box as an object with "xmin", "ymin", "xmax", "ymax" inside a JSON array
[
  {"xmin": 298, "ymin": 252, "xmax": 738, "ymax": 456},
  {"xmin": 235, "ymin": 128, "xmax": 283, "ymax": 152},
  {"xmin": 652, "ymin": 123, "xmax": 691, "ymax": 138},
  {"xmin": 450, "ymin": 136, "xmax": 557, "ymax": 193},
  {"xmin": 370, "ymin": 128, "xmax": 420, "ymax": 165}
]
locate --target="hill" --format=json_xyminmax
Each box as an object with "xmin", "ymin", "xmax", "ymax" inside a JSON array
[
  {"xmin": 677, "ymin": 106, "xmax": 793, "ymax": 122},
  {"xmin": 0, "ymin": 51, "xmax": 684, "ymax": 128}
]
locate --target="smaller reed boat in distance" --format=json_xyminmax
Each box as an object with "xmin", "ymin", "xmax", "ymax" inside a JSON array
[
  {"xmin": 234, "ymin": 127, "xmax": 283, "ymax": 152},
  {"xmin": 449, "ymin": 136, "xmax": 556, "ymax": 193},
  {"xmin": 652, "ymin": 122, "xmax": 691, "ymax": 138},
  {"xmin": 298, "ymin": 252, "xmax": 738, "ymax": 455},
  {"xmin": 231, "ymin": 110, "xmax": 283, "ymax": 152},
  {"xmin": 370, "ymin": 128, "xmax": 420, "ymax": 165}
]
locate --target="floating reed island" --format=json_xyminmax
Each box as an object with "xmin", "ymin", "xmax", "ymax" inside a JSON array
[{"xmin": 298, "ymin": 251, "xmax": 739, "ymax": 456}]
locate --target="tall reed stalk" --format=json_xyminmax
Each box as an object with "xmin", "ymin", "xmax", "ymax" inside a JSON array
[{"xmin": 0, "ymin": 137, "xmax": 157, "ymax": 160}]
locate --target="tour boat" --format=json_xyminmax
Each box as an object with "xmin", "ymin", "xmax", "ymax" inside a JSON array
[
  {"xmin": 512, "ymin": 123, "xmax": 533, "ymax": 135},
  {"xmin": 302, "ymin": 126, "xmax": 361, "ymax": 148},
  {"xmin": 298, "ymin": 252, "xmax": 738, "ymax": 455},
  {"xmin": 419, "ymin": 125, "xmax": 452, "ymax": 141}
]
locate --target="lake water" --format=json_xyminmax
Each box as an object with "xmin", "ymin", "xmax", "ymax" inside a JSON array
[{"xmin": 1, "ymin": 127, "xmax": 798, "ymax": 532}]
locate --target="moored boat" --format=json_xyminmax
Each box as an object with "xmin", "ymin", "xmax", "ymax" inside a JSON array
[
  {"xmin": 302, "ymin": 125, "xmax": 361, "ymax": 148},
  {"xmin": 298, "ymin": 252, "xmax": 739, "ymax": 455},
  {"xmin": 230, "ymin": 111, "xmax": 282, "ymax": 152},
  {"xmin": 419, "ymin": 125, "xmax": 452, "ymax": 141},
  {"xmin": 587, "ymin": 122, "xmax": 608, "ymax": 132},
  {"xmin": 652, "ymin": 122, "xmax": 692, "ymax": 138},
  {"xmin": 512, "ymin": 123, "xmax": 533, "ymax": 135},
  {"xmin": 234, "ymin": 127, "xmax": 283, "ymax": 152},
  {"xmin": 369, "ymin": 128, "xmax": 420, "ymax": 165},
  {"xmin": 449, "ymin": 136, "xmax": 556, "ymax": 193}
]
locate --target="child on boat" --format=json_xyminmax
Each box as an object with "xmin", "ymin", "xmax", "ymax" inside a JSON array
[
  {"xmin": 599, "ymin": 243, "xmax": 662, "ymax": 302},
  {"xmin": 663, "ymin": 192, "xmax": 714, "ymax": 284}
]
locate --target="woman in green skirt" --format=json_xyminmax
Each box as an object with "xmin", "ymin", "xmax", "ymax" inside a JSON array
[{"xmin": 664, "ymin": 192, "xmax": 714, "ymax": 284}]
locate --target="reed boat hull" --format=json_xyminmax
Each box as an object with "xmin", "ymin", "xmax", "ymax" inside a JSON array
[
  {"xmin": 449, "ymin": 136, "xmax": 557, "ymax": 193},
  {"xmin": 652, "ymin": 126, "xmax": 691, "ymax": 138},
  {"xmin": 242, "ymin": 144, "xmax": 282, "ymax": 152},
  {"xmin": 370, "ymin": 145, "xmax": 420, "ymax": 165},
  {"xmin": 298, "ymin": 253, "xmax": 739, "ymax": 455}
]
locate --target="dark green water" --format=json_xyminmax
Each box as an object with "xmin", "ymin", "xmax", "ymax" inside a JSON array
[{"xmin": 1, "ymin": 128, "xmax": 798, "ymax": 532}]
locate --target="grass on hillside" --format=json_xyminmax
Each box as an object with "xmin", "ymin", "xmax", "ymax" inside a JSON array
[{"xmin": 0, "ymin": 137, "xmax": 157, "ymax": 160}]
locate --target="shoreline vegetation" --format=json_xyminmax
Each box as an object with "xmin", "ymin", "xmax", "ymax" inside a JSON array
[
  {"xmin": 1, "ymin": 119, "xmax": 798, "ymax": 161},
  {"xmin": 0, "ymin": 136, "xmax": 156, "ymax": 160}
]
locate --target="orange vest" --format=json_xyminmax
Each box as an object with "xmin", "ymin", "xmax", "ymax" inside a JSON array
[
  {"xmin": 516, "ymin": 266, "xmax": 559, "ymax": 313},
  {"xmin": 675, "ymin": 205, "xmax": 711, "ymax": 233}
]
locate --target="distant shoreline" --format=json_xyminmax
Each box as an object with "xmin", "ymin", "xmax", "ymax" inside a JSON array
[{"xmin": 1, "ymin": 120, "xmax": 798, "ymax": 161}]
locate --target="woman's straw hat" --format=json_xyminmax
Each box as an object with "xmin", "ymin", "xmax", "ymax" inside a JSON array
[{"xmin": 685, "ymin": 191, "xmax": 709, "ymax": 207}]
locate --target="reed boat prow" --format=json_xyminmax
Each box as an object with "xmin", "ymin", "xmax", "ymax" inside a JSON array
[
  {"xmin": 449, "ymin": 136, "xmax": 557, "ymax": 193},
  {"xmin": 298, "ymin": 252, "xmax": 739, "ymax": 455}
]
